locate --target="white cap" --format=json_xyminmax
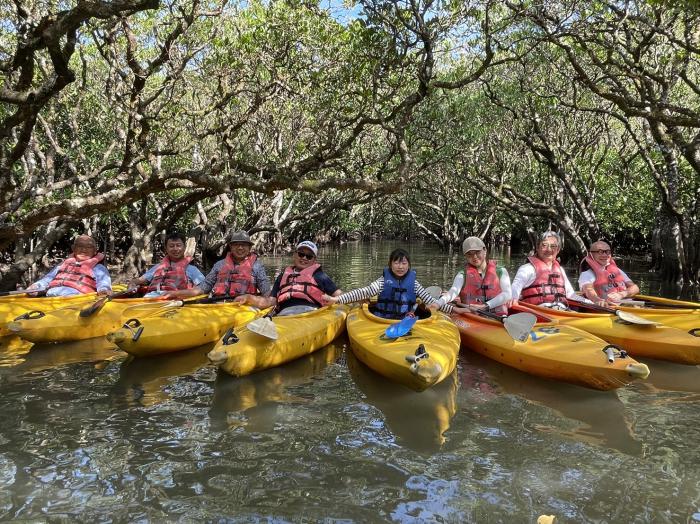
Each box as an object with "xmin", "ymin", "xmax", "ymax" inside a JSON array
[
  {"xmin": 296, "ymin": 240, "xmax": 318, "ymax": 256},
  {"xmin": 462, "ymin": 236, "xmax": 486, "ymax": 253}
]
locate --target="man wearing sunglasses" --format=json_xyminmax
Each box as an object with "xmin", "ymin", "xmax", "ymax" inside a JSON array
[
  {"xmin": 579, "ymin": 241, "xmax": 639, "ymax": 306},
  {"xmin": 264, "ymin": 240, "xmax": 342, "ymax": 316},
  {"xmin": 163, "ymin": 230, "xmax": 271, "ymax": 306}
]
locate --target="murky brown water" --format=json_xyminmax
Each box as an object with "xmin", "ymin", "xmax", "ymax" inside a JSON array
[{"xmin": 0, "ymin": 241, "xmax": 699, "ymax": 522}]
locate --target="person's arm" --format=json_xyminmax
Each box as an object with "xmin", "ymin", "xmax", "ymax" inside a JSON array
[
  {"xmin": 578, "ymin": 269, "xmax": 605, "ymax": 305},
  {"xmin": 564, "ymin": 271, "xmax": 592, "ymax": 304},
  {"xmin": 510, "ymin": 264, "xmax": 535, "ymax": 301},
  {"xmin": 252, "ymin": 261, "xmax": 272, "ymax": 297},
  {"xmin": 186, "ymin": 265, "xmax": 206, "ymax": 287},
  {"xmin": 129, "ymin": 265, "xmax": 156, "ymax": 290},
  {"xmin": 235, "ymin": 270, "xmax": 278, "ymax": 308},
  {"xmin": 27, "ymin": 266, "xmax": 60, "ymax": 291},
  {"xmin": 324, "ymin": 278, "xmax": 383, "ymax": 304},
  {"xmin": 162, "ymin": 264, "xmax": 216, "ymax": 299},
  {"xmin": 436, "ymin": 272, "xmax": 464, "ymax": 307},
  {"xmin": 605, "ymin": 269, "xmax": 640, "ymax": 303},
  {"xmin": 485, "ymin": 267, "xmax": 512, "ymax": 309},
  {"xmin": 94, "ymin": 265, "xmax": 112, "ymax": 294}
]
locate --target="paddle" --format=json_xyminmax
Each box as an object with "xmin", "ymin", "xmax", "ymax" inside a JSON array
[
  {"xmin": 455, "ymin": 302, "xmax": 536, "ymax": 342},
  {"xmin": 247, "ymin": 313, "xmax": 278, "ymax": 340},
  {"xmin": 574, "ymin": 301, "xmax": 659, "ymax": 325},
  {"xmin": 0, "ymin": 289, "xmax": 46, "ymax": 297},
  {"xmin": 79, "ymin": 289, "xmax": 138, "ymax": 318},
  {"xmin": 619, "ymin": 298, "xmax": 698, "ymax": 310},
  {"xmin": 385, "ymin": 304, "xmax": 419, "ymax": 339}
]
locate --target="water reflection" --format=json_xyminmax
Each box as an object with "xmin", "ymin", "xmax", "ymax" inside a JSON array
[
  {"xmin": 209, "ymin": 342, "xmax": 343, "ymax": 432},
  {"xmin": 114, "ymin": 345, "xmax": 211, "ymax": 407},
  {"xmin": 1, "ymin": 337, "xmax": 121, "ymax": 374},
  {"xmin": 346, "ymin": 350, "xmax": 458, "ymax": 453},
  {"xmin": 461, "ymin": 352, "xmax": 643, "ymax": 455}
]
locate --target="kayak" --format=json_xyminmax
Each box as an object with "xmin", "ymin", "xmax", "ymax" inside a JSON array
[
  {"xmin": 6, "ymin": 296, "xmax": 175, "ymax": 343},
  {"xmin": 454, "ymin": 306, "xmax": 650, "ymax": 391},
  {"xmin": 0, "ymin": 293, "xmax": 101, "ymax": 337},
  {"xmin": 107, "ymin": 301, "xmax": 268, "ymax": 357},
  {"xmin": 210, "ymin": 342, "xmax": 343, "ymax": 431},
  {"xmin": 207, "ymin": 304, "xmax": 349, "ymax": 377},
  {"xmin": 522, "ymin": 302, "xmax": 700, "ymax": 364},
  {"xmin": 615, "ymin": 296, "xmax": 700, "ymax": 335},
  {"xmin": 345, "ymin": 304, "xmax": 460, "ymax": 392},
  {"xmin": 346, "ymin": 349, "xmax": 458, "ymax": 452}
]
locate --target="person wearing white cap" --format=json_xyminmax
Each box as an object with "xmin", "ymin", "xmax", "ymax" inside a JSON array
[
  {"xmin": 258, "ymin": 240, "xmax": 343, "ymax": 316},
  {"xmin": 163, "ymin": 230, "xmax": 271, "ymax": 305},
  {"xmin": 511, "ymin": 230, "xmax": 587, "ymax": 308},
  {"xmin": 434, "ymin": 236, "xmax": 512, "ymax": 315}
]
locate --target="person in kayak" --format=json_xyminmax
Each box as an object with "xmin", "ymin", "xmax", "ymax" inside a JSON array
[
  {"xmin": 578, "ymin": 240, "xmax": 640, "ymax": 306},
  {"xmin": 435, "ymin": 236, "xmax": 512, "ymax": 316},
  {"xmin": 127, "ymin": 232, "xmax": 206, "ymax": 298},
  {"xmin": 323, "ymin": 248, "xmax": 451, "ymax": 317},
  {"xmin": 511, "ymin": 231, "xmax": 587, "ymax": 309},
  {"xmin": 162, "ymin": 230, "xmax": 271, "ymax": 305},
  {"xmin": 25, "ymin": 235, "xmax": 112, "ymax": 297},
  {"xmin": 240, "ymin": 240, "xmax": 343, "ymax": 316}
]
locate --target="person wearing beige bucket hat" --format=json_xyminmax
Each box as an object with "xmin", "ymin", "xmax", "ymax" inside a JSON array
[
  {"xmin": 434, "ymin": 236, "xmax": 512, "ymax": 315},
  {"xmin": 162, "ymin": 230, "xmax": 271, "ymax": 306}
]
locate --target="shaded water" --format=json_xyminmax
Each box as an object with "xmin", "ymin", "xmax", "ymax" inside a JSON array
[{"xmin": 0, "ymin": 241, "xmax": 699, "ymax": 522}]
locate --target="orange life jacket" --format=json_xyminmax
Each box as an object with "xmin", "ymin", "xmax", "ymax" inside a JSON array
[
  {"xmin": 459, "ymin": 260, "xmax": 508, "ymax": 315},
  {"xmin": 276, "ymin": 263, "xmax": 325, "ymax": 307},
  {"xmin": 520, "ymin": 256, "xmax": 568, "ymax": 306},
  {"xmin": 147, "ymin": 256, "xmax": 194, "ymax": 292},
  {"xmin": 582, "ymin": 254, "xmax": 627, "ymax": 299},
  {"xmin": 48, "ymin": 253, "xmax": 105, "ymax": 294},
  {"xmin": 211, "ymin": 253, "xmax": 258, "ymax": 298}
]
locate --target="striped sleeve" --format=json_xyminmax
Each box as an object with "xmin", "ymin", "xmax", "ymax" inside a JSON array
[{"xmin": 336, "ymin": 277, "xmax": 384, "ymax": 304}]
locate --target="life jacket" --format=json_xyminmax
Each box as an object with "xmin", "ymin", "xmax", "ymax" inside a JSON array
[
  {"xmin": 211, "ymin": 253, "xmax": 258, "ymax": 298},
  {"xmin": 48, "ymin": 253, "xmax": 105, "ymax": 294},
  {"xmin": 459, "ymin": 260, "xmax": 508, "ymax": 316},
  {"xmin": 276, "ymin": 263, "xmax": 326, "ymax": 307},
  {"xmin": 147, "ymin": 256, "xmax": 194, "ymax": 292},
  {"xmin": 582, "ymin": 254, "xmax": 627, "ymax": 299},
  {"xmin": 520, "ymin": 256, "xmax": 568, "ymax": 306},
  {"xmin": 374, "ymin": 268, "xmax": 417, "ymax": 319}
]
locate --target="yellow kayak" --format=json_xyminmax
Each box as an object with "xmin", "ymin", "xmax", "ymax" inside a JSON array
[
  {"xmin": 346, "ymin": 304, "xmax": 460, "ymax": 392},
  {"xmin": 616, "ymin": 295, "xmax": 700, "ymax": 335},
  {"xmin": 207, "ymin": 304, "xmax": 349, "ymax": 377},
  {"xmin": 455, "ymin": 306, "xmax": 649, "ymax": 391},
  {"xmin": 523, "ymin": 302, "xmax": 700, "ymax": 364},
  {"xmin": 6, "ymin": 296, "xmax": 174, "ymax": 343},
  {"xmin": 210, "ymin": 342, "xmax": 343, "ymax": 431},
  {"xmin": 0, "ymin": 293, "xmax": 101, "ymax": 337},
  {"xmin": 346, "ymin": 349, "xmax": 458, "ymax": 452},
  {"xmin": 107, "ymin": 301, "xmax": 268, "ymax": 357}
]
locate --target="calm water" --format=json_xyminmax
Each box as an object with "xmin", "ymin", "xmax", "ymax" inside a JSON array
[{"xmin": 1, "ymin": 241, "xmax": 699, "ymax": 522}]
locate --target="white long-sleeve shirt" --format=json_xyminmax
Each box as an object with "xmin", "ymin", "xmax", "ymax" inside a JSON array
[{"xmin": 437, "ymin": 267, "xmax": 512, "ymax": 310}]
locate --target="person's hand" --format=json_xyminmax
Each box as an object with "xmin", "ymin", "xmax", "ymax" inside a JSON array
[
  {"xmin": 451, "ymin": 305, "xmax": 471, "ymax": 314},
  {"xmin": 605, "ymin": 291, "xmax": 625, "ymax": 303},
  {"xmin": 428, "ymin": 302, "xmax": 440, "ymax": 311},
  {"xmin": 233, "ymin": 294, "xmax": 249, "ymax": 305},
  {"xmin": 322, "ymin": 294, "xmax": 338, "ymax": 305},
  {"xmin": 470, "ymin": 303, "xmax": 487, "ymax": 310},
  {"xmin": 97, "ymin": 289, "xmax": 111, "ymax": 296},
  {"xmin": 160, "ymin": 291, "xmax": 179, "ymax": 300},
  {"xmin": 594, "ymin": 298, "xmax": 608, "ymax": 307}
]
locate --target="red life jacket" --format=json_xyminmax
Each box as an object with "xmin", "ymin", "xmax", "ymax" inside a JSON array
[
  {"xmin": 276, "ymin": 263, "xmax": 325, "ymax": 307},
  {"xmin": 582, "ymin": 254, "xmax": 627, "ymax": 299},
  {"xmin": 48, "ymin": 253, "xmax": 105, "ymax": 294},
  {"xmin": 520, "ymin": 256, "xmax": 568, "ymax": 306},
  {"xmin": 147, "ymin": 256, "xmax": 194, "ymax": 292},
  {"xmin": 459, "ymin": 260, "xmax": 508, "ymax": 315},
  {"xmin": 211, "ymin": 253, "xmax": 258, "ymax": 298}
]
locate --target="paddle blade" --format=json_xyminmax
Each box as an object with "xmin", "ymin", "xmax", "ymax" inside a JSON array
[
  {"xmin": 385, "ymin": 314, "xmax": 417, "ymax": 339},
  {"xmin": 79, "ymin": 296, "xmax": 109, "ymax": 318},
  {"xmin": 616, "ymin": 310, "xmax": 659, "ymax": 325},
  {"xmin": 503, "ymin": 312, "xmax": 538, "ymax": 342},
  {"xmin": 247, "ymin": 317, "xmax": 278, "ymax": 340}
]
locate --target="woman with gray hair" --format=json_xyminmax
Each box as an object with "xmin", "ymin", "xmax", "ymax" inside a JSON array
[{"xmin": 511, "ymin": 231, "xmax": 586, "ymax": 308}]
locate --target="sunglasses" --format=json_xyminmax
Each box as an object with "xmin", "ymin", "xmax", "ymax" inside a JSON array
[
  {"xmin": 296, "ymin": 251, "xmax": 315, "ymax": 260},
  {"xmin": 591, "ymin": 249, "xmax": 612, "ymax": 255}
]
